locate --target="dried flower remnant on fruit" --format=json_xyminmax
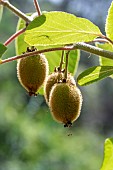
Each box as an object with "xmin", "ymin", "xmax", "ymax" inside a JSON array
[
  {"xmin": 49, "ymin": 82, "xmax": 82, "ymax": 127},
  {"xmin": 17, "ymin": 47, "xmax": 48, "ymax": 96}
]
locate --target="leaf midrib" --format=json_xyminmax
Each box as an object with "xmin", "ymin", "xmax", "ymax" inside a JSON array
[{"xmin": 28, "ymin": 30, "xmax": 99, "ymax": 35}]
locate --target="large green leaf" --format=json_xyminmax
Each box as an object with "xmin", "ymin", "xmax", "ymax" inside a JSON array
[
  {"xmin": 96, "ymin": 43, "xmax": 113, "ymax": 78},
  {"xmin": 15, "ymin": 18, "xmax": 29, "ymax": 55},
  {"xmin": 0, "ymin": 5, "xmax": 3, "ymax": 22},
  {"xmin": 105, "ymin": 1, "xmax": 113, "ymax": 40},
  {"xmin": 68, "ymin": 50, "xmax": 80, "ymax": 74},
  {"xmin": 100, "ymin": 138, "xmax": 113, "ymax": 170},
  {"xmin": 96, "ymin": 43, "xmax": 113, "ymax": 66},
  {"xmin": 16, "ymin": 17, "xmax": 79, "ymax": 95},
  {"xmin": 24, "ymin": 11, "xmax": 102, "ymax": 46},
  {"xmin": 77, "ymin": 66, "xmax": 113, "ymax": 86},
  {"xmin": 0, "ymin": 43, "xmax": 7, "ymax": 58}
]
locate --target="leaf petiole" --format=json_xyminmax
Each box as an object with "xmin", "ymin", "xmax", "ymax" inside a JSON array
[
  {"xmin": 33, "ymin": 0, "xmax": 42, "ymax": 16},
  {"xmin": 4, "ymin": 27, "xmax": 26, "ymax": 46},
  {"xmin": 100, "ymin": 34, "xmax": 113, "ymax": 45}
]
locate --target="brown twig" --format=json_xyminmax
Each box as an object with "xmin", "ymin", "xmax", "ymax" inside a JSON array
[
  {"xmin": 33, "ymin": 0, "xmax": 42, "ymax": 16},
  {"xmin": 1, "ymin": 42, "xmax": 113, "ymax": 64}
]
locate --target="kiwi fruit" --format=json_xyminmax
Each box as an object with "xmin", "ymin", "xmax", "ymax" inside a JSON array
[
  {"xmin": 49, "ymin": 82, "xmax": 82, "ymax": 127},
  {"xmin": 44, "ymin": 69, "xmax": 76, "ymax": 103},
  {"xmin": 44, "ymin": 71, "xmax": 63, "ymax": 103},
  {"xmin": 66, "ymin": 73, "xmax": 76, "ymax": 86},
  {"xmin": 17, "ymin": 47, "xmax": 48, "ymax": 96}
]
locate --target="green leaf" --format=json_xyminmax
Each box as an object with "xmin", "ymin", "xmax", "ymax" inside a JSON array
[
  {"xmin": 100, "ymin": 138, "xmax": 113, "ymax": 170},
  {"xmin": 96, "ymin": 43, "xmax": 113, "ymax": 66},
  {"xmin": 105, "ymin": 1, "xmax": 113, "ymax": 40},
  {"xmin": 25, "ymin": 11, "xmax": 102, "ymax": 46},
  {"xmin": 77, "ymin": 66, "xmax": 113, "ymax": 86},
  {"xmin": 96, "ymin": 43, "xmax": 113, "ymax": 78},
  {"xmin": 15, "ymin": 18, "xmax": 29, "ymax": 55},
  {"xmin": 68, "ymin": 50, "xmax": 80, "ymax": 74},
  {"xmin": 16, "ymin": 17, "xmax": 79, "ymax": 95},
  {"xmin": 0, "ymin": 43, "xmax": 7, "ymax": 58},
  {"xmin": 0, "ymin": 5, "xmax": 3, "ymax": 22}
]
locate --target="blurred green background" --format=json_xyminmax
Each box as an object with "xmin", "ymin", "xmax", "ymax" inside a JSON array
[{"xmin": 0, "ymin": 0, "xmax": 113, "ymax": 170}]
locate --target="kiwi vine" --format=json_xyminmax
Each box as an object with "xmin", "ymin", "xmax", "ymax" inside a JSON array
[
  {"xmin": 0, "ymin": 0, "xmax": 113, "ymax": 125},
  {"xmin": 0, "ymin": 0, "xmax": 113, "ymax": 127},
  {"xmin": 1, "ymin": 1, "xmax": 113, "ymax": 168}
]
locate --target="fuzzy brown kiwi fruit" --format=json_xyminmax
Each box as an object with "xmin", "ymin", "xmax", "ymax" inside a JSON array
[
  {"xmin": 49, "ymin": 82, "xmax": 82, "ymax": 127},
  {"xmin": 66, "ymin": 73, "xmax": 76, "ymax": 86},
  {"xmin": 17, "ymin": 48, "xmax": 48, "ymax": 96},
  {"xmin": 44, "ymin": 71, "xmax": 63, "ymax": 103},
  {"xmin": 44, "ymin": 70, "xmax": 76, "ymax": 103}
]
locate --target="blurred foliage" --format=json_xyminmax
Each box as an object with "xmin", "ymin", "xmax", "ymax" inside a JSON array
[
  {"xmin": 0, "ymin": 105, "xmax": 104, "ymax": 170},
  {"xmin": 0, "ymin": 0, "xmax": 113, "ymax": 170}
]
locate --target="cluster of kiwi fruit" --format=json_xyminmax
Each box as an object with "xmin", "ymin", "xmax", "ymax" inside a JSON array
[
  {"xmin": 44, "ymin": 67, "xmax": 83, "ymax": 127},
  {"xmin": 17, "ymin": 47, "xmax": 83, "ymax": 127}
]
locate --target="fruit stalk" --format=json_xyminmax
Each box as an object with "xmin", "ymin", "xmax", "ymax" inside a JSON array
[
  {"xmin": 64, "ymin": 51, "xmax": 69, "ymax": 79},
  {"xmin": 59, "ymin": 50, "xmax": 64, "ymax": 72}
]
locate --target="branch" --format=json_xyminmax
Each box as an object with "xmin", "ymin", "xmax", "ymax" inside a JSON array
[
  {"xmin": 0, "ymin": 0, "xmax": 32, "ymax": 22},
  {"xmin": 1, "ymin": 42, "xmax": 113, "ymax": 64},
  {"xmin": 4, "ymin": 28, "xmax": 26, "ymax": 46},
  {"xmin": 74, "ymin": 42, "xmax": 113, "ymax": 58}
]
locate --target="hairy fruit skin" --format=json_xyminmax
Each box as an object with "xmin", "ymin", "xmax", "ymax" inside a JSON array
[
  {"xmin": 44, "ymin": 72, "xmax": 76, "ymax": 103},
  {"xmin": 44, "ymin": 72, "xmax": 63, "ymax": 103},
  {"xmin": 17, "ymin": 54, "xmax": 48, "ymax": 96},
  {"xmin": 66, "ymin": 73, "xmax": 76, "ymax": 86},
  {"xmin": 49, "ymin": 82, "xmax": 82, "ymax": 127}
]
